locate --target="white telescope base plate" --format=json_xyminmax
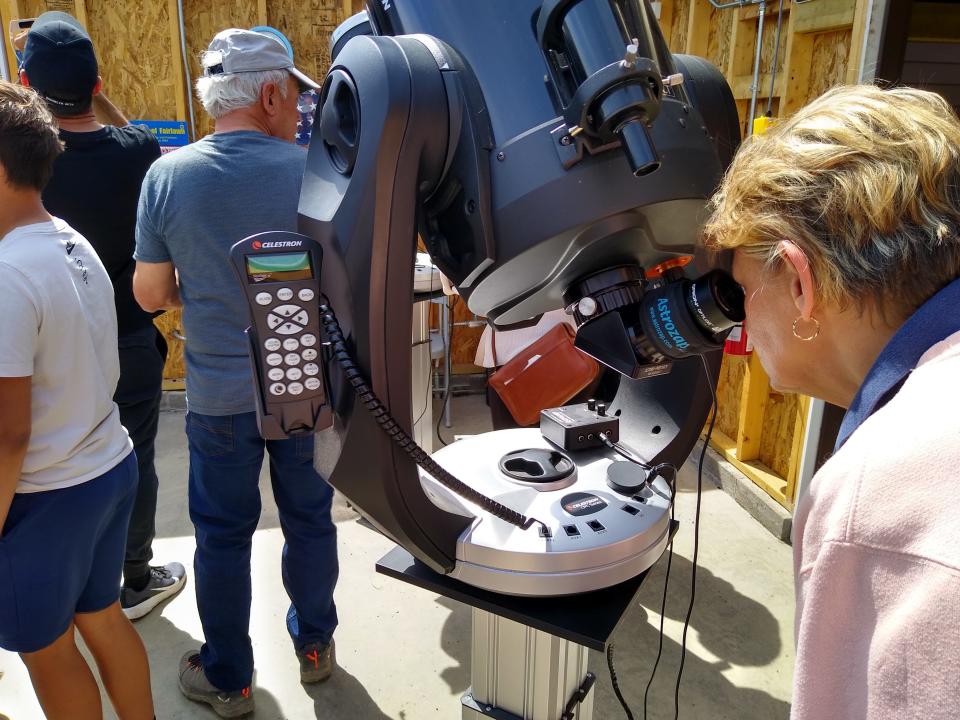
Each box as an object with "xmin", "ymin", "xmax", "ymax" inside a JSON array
[{"xmin": 419, "ymin": 428, "xmax": 672, "ymax": 597}]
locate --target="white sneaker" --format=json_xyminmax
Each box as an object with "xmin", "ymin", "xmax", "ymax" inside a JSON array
[{"xmin": 121, "ymin": 562, "xmax": 187, "ymax": 620}]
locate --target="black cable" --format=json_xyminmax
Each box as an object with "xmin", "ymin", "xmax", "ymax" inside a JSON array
[
  {"xmin": 435, "ymin": 295, "xmax": 456, "ymax": 447},
  {"xmin": 643, "ymin": 468, "xmax": 676, "ymax": 720},
  {"xmin": 318, "ymin": 298, "xmax": 546, "ymax": 533},
  {"xmin": 607, "ymin": 644, "xmax": 635, "ymax": 720},
  {"xmin": 672, "ymin": 355, "xmax": 719, "ymax": 720}
]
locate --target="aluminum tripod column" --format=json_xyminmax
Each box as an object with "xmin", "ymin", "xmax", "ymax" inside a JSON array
[{"xmin": 462, "ymin": 609, "xmax": 595, "ymax": 720}]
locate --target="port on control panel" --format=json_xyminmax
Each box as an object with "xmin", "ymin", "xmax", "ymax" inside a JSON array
[
  {"xmin": 587, "ymin": 520, "xmax": 605, "ymax": 532},
  {"xmin": 564, "ymin": 524, "xmax": 580, "ymax": 537},
  {"xmin": 622, "ymin": 504, "xmax": 640, "ymax": 515}
]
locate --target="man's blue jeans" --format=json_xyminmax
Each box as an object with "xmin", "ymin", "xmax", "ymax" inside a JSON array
[{"xmin": 186, "ymin": 411, "xmax": 339, "ymax": 691}]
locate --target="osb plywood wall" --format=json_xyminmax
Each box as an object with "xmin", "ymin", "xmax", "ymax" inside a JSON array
[
  {"xmin": 659, "ymin": 0, "xmax": 869, "ymax": 505},
  {"xmin": 182, "ymin": 0, "xmax": 263, "ymax": 140}
]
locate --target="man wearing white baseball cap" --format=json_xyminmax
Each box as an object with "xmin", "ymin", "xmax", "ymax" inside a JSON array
[
  {"xmin": 133, "ymin": 29, "xmax": 336, "ymax": 718},
  {"xmin": 199, "ymin": 27, "xmax": 318, "ymax": 93}
]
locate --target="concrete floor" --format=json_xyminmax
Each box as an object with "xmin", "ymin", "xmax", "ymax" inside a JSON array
[{"xmin": 0, "ymin": 394, "xmax": 794, "ymax": 719}]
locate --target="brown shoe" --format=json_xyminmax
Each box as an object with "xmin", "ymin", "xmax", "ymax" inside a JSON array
[
  {"xmin": 298, "ymin": 639, "xmax": 336, "ymax": 684},
  {"xmin": 178, "ymin": 651, "xmax": 254, "ymax": 718}
]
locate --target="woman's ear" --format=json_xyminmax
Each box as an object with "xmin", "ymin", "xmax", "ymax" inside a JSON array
[{"xmin": 778, "ymin": 240, "xmax": 815, "ymax": 319}]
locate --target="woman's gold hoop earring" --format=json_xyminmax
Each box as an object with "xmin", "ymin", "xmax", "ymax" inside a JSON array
[{"xmin": 792, "ymin": 316, "xmax": 820, "ymax": 341}]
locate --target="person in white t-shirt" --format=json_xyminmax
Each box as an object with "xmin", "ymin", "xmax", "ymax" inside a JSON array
[{"xmin": 0, "ymin": 81, "xmax": 154, "ymax": 720}]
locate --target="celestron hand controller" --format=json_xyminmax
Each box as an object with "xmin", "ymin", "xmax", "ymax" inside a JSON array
[{"xmin": 230, "ymin": 231, "xmax": 332, "ymax": 440}]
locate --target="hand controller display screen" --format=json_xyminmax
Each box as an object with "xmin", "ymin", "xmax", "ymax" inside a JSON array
[{"xmin": 246, "ymin": 252, "xmax": 313, "ymax": 283}]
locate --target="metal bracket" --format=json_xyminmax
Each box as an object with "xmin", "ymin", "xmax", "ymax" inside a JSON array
[
  {"xmin": 461, "ymin": 672, "xmax": 596, "ymax": 720},
  {"xmin": 561, "ymin": 672, "xmax": 596, "ymax": 720}
]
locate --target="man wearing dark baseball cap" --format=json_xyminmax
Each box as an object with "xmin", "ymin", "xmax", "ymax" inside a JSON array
[
  {"xmin": 134, "ymin": 29, "xmax": 334, "ymax": 718},
  {"xmin": 19, "ymin": 11, "xmax": 98, "ymax": 115},
  {"xmin": 20, "ymin": 11, "xmax": 187, "ymax": 625}
]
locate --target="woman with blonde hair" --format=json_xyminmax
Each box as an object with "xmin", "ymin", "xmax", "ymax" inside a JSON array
[{"xmin": 705, "ymin": 85, "xmax": 960, "ymax": 719}]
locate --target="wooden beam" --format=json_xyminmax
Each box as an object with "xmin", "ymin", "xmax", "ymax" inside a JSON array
[
  {"xmin": 730, "ymin": 72, "xmax": 785, "ymax": 99},
  {"xmin": 780, "ymin": 24, "xmax": 814, "ymax": 115},
  {"xmin": 783, "ymin": 394, "xmax": 810, "ymax": 509},
  {"xmin": 2, "ymin": 0, "xmax": 23, "ymax": 83},
  {"xmin": 724, "ymin": 5, "xmax": 742, "ymax": 77},
  {"xmin": 792, "ymin": 0, "xmax": 855, "ymax": 34},
  {"xmin": 686, "ymin": 0, "xmax": 713, "ymax": 56},
  {"xmin": 739, "ymin": 0, "xmax": 791, "ymax": 22},
  {"xmin": 657, "ymin": 0, "xmax": 676, "ymax": 38},
  {"xmin": 711, "ymin": 429, "xmax": 792, "ymax": 508},
  {"xmin": 776, "ymin": 0, "xmax": 798, "ymax": 115},
  {"xmin": 735, "ymin": 353, "xmax": 770, "ymax": 462},
  {"xmin": 258, "ymin": 0, "xmax": 268, "ymax": 26},
  {"xmin": 166, "ymin": 0, "xmax": 188, "ymax": 124},
  {"xmin": 72, "ymin": 0, "xmax": 88, "ymax": 29},
  {"xmin": 845, "ymin": 0, "xmax": 871, "ymax": 83}
]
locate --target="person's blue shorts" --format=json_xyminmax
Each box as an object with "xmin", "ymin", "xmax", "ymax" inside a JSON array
[{"xmin": 0, "ymin": 451, "xmax": 137, "ymax": 653}]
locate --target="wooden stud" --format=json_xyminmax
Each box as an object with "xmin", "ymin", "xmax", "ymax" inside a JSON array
[
  {"xmin": 776, "ymin": 0, "xmax": 798, "ymax": 114},
  {"xmin": 845, "ymin": 0, "xmax": 871, "ymax": 83},
  {"xmin": 711, "ymin": 428, "xmax": 791, "ymax": 507},
  {"xmin": 657, "ymin": 0, "xmax": 675, "ymax": 39},
  {"xmin": 792, "ymin": 0, "xmax": 855, "ymax": 34},
  {"xmin": 735, "ymin": 353, "xmax": 770, "ymax": 462},
  {"xmin": 2, "ymin": 0, "xmax": 23, "ymax": 82},
  {"xmin": 685, "ymin": 0, "xmax": 712, "ymax": 56},
  {"xmin": 166, "ymin": 0, "xmax": 187, "ymax": 123},
  {"xmin": 258, "ymin": 0, "xmax": 268, "ymax": 26},
  {"xmin": 730, "ymin": 72, "xmax": 784, "ymax": 100},
  {"xmin": 782, "ymin": 394, "xmax": 810, "ymax": 508},
  {"xmin": 71, "ymin": 0, "xmax": 87, "ymax": 28}
]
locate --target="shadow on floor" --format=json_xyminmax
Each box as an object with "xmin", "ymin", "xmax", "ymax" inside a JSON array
[
  {"xmin": 431, "ymin": 550, "xmax": 789, "ymax": 720},
  {"xmin": 303, "ymin": 665, "xmax": 393, "ymax": 719}
]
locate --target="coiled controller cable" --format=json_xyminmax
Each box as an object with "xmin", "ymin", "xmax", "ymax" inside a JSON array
[{"xmin": 318, "ymin": 299, "xmax": 548, "ymax": 534}]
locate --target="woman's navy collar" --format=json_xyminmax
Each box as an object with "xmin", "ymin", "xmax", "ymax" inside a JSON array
[{"xmin": 834, "ymin": 277, "xmax": 960, "ymax": 451}]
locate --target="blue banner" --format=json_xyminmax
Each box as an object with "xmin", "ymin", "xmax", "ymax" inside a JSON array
[{"xmin": 131, "ymin": 120, "xmax": 189, "ymax": 149}]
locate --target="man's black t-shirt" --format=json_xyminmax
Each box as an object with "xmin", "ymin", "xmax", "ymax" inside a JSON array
[{"xmin": 43, "ymin": 124, "xmax": 161, "ymax": 336}]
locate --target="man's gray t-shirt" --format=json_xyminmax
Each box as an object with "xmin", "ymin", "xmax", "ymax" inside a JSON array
[{"xmin": 135, "ymin": 131, "xmax": 306, "ymax": 415}]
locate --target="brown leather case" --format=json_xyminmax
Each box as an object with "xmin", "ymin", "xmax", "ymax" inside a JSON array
[{"xmin": 488, "ymin": 323, "xmax": 601, "ymax": 427}]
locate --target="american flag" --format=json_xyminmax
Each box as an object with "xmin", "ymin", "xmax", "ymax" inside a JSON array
[{"xmin": 296, "ymin": 90, "xmax": 319, "ymax": 147}]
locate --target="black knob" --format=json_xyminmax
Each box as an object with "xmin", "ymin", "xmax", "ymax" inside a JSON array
[
  {"xmin": 597, "ymin": 403, "xmax": 607, "ymax": 416},
  {"xmin": 587, "ymin": 398, "xmax": 597, "ymax": 411}
]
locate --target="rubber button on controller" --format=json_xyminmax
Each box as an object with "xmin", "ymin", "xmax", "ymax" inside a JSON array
[
  {"xmin": 273, "ymin": 304, "xmax": 300, "ymax": 317},
  {"xmin": 301, "ymin": 348, "xmax": 318, "ymax": 361},
  {"xmin": 264, "ymin": 338, "xmax": 281, "ymax": 352},
  {"xmin": 269, "ymin": 383, "xmax": 285, "ymax": 396},
  {"xmin": 303, "ymin": 363, "xmax": 319, "ymax": 376},
  {"xmin": 304, "ymin": 377, "xmax": 321, "ymax": 391},
  {"xmin": 300, "ymin": 334, "xmax": 317, "ymax": 347},
  {"xmin": 282, "ymin": 338, "xmax": 300, "ymax": 351},
  {"xmin": 276, "ymin": 288, "xmax": 294, "ymax": 301},
  {"xmin": 255, "ymin": 292, "xmax": 272, "ymax": 306},
  {"xmin": 284, "ymin": 353, "xmax": 301, "ymax": 366},
  {"xmin": 287, "ymin": 382, "xmax": 304, "ymax": 395},
  {"xmin": 268, "ymin": 368, "xmax": 284, "ymax": 381},
  {"xmin": 266, "ymin": 353, "xmax": 283, "ymax": 366},
  {"xmin": 298, "ymin": 288, "xmax": 315, "ymax": 302},
  {"xmin": 286, "ymin": 368, "xmax": 303, "ymax": 381}
]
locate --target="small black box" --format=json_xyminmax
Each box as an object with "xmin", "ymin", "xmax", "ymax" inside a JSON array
[{"xmin": 540, "ymin": 402, "xmax": 620, "ymax": 452}]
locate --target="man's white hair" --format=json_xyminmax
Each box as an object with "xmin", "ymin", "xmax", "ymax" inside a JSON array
[{"xmin": 195, "ymin": 69, "xmax": 289, "ymax": 119}]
